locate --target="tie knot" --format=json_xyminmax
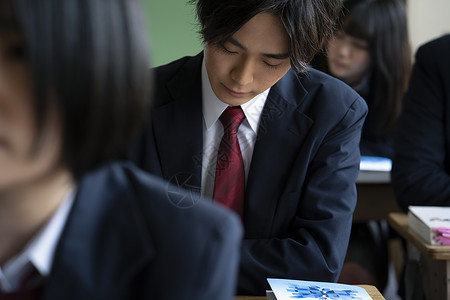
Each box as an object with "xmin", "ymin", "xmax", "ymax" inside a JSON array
[{"xmin": 220, "ymin": 106, "xmax": 245, "ymax": 133}]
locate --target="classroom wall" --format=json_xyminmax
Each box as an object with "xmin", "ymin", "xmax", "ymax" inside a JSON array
[
  {"xmin": 142, "ymin": 0, "xmax": 450, "ymax": 66},
  {"xmin": 407, "ymin": 0, "xmax": 450, "ymax": 55},
  {"xmin": 143, "ymin": 0, "xmax": 203, "ymax": 67}
]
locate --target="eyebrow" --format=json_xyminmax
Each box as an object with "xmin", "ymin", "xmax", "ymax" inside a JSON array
[{"xmin": 227, "ymin": 37, "xmax": 290, "ymax": 60}]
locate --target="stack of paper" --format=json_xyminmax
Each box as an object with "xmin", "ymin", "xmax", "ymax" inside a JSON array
[
  {"xmin": 408, "ymin": 206, "xmax": 450, "ymax": 245},
  {"xmin": 357, "ymin": 156, "xmax": 392, "ymax": 183}
]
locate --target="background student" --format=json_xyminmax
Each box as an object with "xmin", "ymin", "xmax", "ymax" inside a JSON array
[
  {"xmin": 392, "ymin": 34, "xmax": 450, "ymax": 210},
  {"xmin": 130, "ymin": 0, "xmax": 368, "ymax": 295},
  {"xmin": 0, "ymin": 0, "xmax": 242, "ymax": 299},
  {"xmin": 311, "ymin": 0, "xmax": 411, "ymax": 292},
  {"xmin": 392, "ymin": 33, "xmax": 450, "ymax": 300},
  {"xmin": 312, "ymin": 0, "xmax": 411, "ymax": 159}
]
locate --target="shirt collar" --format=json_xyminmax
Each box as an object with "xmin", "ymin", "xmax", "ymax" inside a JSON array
[
  {"xmin": 29, "ymin": 189, "xmax": 75, "ymax": 276},
  {"xmin": 201, "ymin": 58, "xmax": 269, "ymax": 133},
  {"xmin": 1, "ymin": 188, "xmax": 75, "ymax": 286}
]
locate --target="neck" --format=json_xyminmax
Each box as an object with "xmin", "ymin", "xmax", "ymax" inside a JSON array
[
  {"xmin": 348, "ymin": 72, "xmax": 371, "ymax": 96},
  {"xmin": 0, "ymin": 168, "xmax": 75, "ymax": 266}
]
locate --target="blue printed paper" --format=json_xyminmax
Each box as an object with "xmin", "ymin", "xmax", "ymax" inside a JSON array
[{"xmin": 267, "ymin": 278, "xmax": 372, "ymax": 300}]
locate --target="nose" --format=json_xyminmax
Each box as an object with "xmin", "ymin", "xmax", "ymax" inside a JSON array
[
  {"xmin": 230, "ymin": 58, "xmax": 254, "ymax": 86},
  {"xmin": 336, "ymin": 40, "xmax": 351, "ymax": 57}
]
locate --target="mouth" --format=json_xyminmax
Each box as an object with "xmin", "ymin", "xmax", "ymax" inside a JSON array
[
  {"xmin": 331, "ymin": 59, "xmax": 347, "ymax": 69},
  {"xmin": 223, "ymin": 84, "xmax": 249, "ymax": 98}
]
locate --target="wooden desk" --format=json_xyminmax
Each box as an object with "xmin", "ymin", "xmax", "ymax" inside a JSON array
[
  {"xmin": 234, "ymin": 284, "xmax": 384, "ymax": 299},
  {"xmin": 388, "ymin": 213, "xmax": 450, "ymax": 299},
  {"xmin": 359, "ymin": 285, "xmax": 385, "ymax": 299},
  {"xmin": 388, "ymin": 213, "xmax": 450, "ymax": 260}
]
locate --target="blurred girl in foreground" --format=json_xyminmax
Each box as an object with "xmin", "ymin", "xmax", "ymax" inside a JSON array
[{"xmin": 0, "ymin": 1, "xmax": 241, "ymax": 299}]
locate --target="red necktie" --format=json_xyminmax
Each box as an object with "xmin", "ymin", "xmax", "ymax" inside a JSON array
[
  {"xmin": 0, "ymin": 266, "xmax": 43, "ymax": 300},
  {"xmin": 213, "ymin": 106, "xmax": 246, "ymax": 219}
]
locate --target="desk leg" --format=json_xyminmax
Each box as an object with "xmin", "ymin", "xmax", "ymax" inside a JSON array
[
  {"xmin": 404, "ymin": 245, "xmax": 425, "ymax": 300},
  {"xmin": 448, "ymin": 260, "xmax": 450, "ymax": 300},
  {"xmin": 419, "ymin": 255, "xmax": 450, "ymax": 300}
]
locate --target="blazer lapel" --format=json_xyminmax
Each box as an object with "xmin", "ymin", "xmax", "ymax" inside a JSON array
[
  {"xmin": 151, "ymin": 54, "xmax": 204, "ymax": 191},
  {"xmin": 244, "ymin": 69, "xmax": 314, "ymax": 237},
  {"xmin": 42, "ymin": 171, "xmax": 155, "ymax": 300}
]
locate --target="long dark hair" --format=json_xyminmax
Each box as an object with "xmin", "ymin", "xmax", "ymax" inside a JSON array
[
  {"xmin": 2, "ymin": 0, "xmax": 151, "ymax": 179},
  {"xmin": 340, "ymin": 0, "xmax": 411, "ymax": 133},
  {"xmin": 190, "ymin": 0, "xmax": 342, "ymax": 73}
]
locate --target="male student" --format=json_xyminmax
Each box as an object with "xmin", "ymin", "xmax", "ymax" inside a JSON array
[{"xmin": 131, "ymin": 0, "xmax": 368, "ymax": 295}]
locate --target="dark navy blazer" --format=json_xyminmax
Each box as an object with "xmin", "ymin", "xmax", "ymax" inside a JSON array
[
  {"xmin": 131, "ymin": 53, "xmax": 368, "ymax": 295},
  {"xmin": 392, "ymin": 34, "xmax": 450, "ymax": 211},
  {"xmin": 39, "ymin": 162, "xmax": 242, "ymax": 300},
  {"xmin": 311, "ymin": 52, "xmax": 394, "ymax": 159}
]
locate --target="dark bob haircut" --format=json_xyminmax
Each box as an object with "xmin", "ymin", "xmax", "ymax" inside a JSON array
[
  {"xmin": 1, "ymin": 0, "xmax": 151, "ymax": 180},
  {"xmin": 339, "ymin": 0, "xmax": 411, "ymax": 132},
  {"xmin": 191, "ymin": 0, "xmax": 342, "ymax": 73}
]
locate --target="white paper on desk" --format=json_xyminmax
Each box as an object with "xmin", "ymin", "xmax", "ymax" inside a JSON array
[
  {"xmin": 267, "ymin": 278, "xmax": 372, "ymax": 299},
  {"xmin": 360, "ymin": 156, "xmax": 392, "ymax": 171}
]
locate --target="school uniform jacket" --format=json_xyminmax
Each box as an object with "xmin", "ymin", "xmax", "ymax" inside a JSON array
[
  {"xmin": 311, "ymin": 52, "xmax": 394, "ymax": 158},
  {"xmin": 131, "ymin": 52, "xmax": 368, "ymax": 295},
  {"xmin": 39, "ymin": 162, "xmax": 242, "ymax": 300},
  {"xmin": 392, "ymin": 34, "xmax": 450, "ymax": 210}
]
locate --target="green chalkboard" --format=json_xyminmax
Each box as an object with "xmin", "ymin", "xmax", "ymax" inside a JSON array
[{"xmin": 143, "ymin": 0, "xmax": 203, "ymax": 67}]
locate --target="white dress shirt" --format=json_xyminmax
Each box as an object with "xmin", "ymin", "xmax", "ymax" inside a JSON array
[
  {"xmin": 0, "ymin": 189, "xmax": 75, "ymax": 292},
  {"xmin": 200, "ymin": 59, "xmax": 269, "ymax": 199}
]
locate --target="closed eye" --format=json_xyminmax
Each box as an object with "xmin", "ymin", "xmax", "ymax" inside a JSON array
[
  {"xmin": 219, "ymin": 43, "xmax": 238, "ymax": 55},
  {"xmin": 264, "ymin": 61, "xmax": 281, "ymax": 69},
  {"xmin": 351, "ymin": 42, "xmax": 369, "ymax": 51}
]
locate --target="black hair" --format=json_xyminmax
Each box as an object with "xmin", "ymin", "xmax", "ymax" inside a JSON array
[
  {"xmin": 1, "ymin": 0, "xmax": 151, "ymax": 180},
  {"xmin": 339, "ymin": 0, "xmax": 411, "ymax": 132},
  {"xmin": 190, "ymin": 0, "xmax": 342, "ymax": 73}
]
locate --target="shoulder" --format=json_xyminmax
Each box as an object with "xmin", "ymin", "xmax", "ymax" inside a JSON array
[
  {"xmin": 301, "ymin": 67, "xmax": 361, "ymax": 101},
  {"xmin": 409, "ymin": 35, "xmax": 450, "ymax": 90},
  {"xmin": 153, "ymin": 53, "xmax": 203, "ymax": 85},
  {"xmin": 71, "ymin": 163, "xmax": 241, "ymax": 298},
  {"xmin": 295, "ymin": 68, "xmax": 368, "ymax": 124},
  {"xmin": 416, "ymin": 34, "xmax": 450, "ymax": 60},
  {"xmin": 154, "ymin": 55, "xmax": 195, "ymax": 76},
  {"xmin": 151, "ymin": 53, "xmax": 203, "ymax": 106},
  {"xmin": 81, "ymin": 161, "xmax": 242, "ymax": 241},
  {"xmin": 413, "ymin": 34, "xmax": 450, "ymax": 76}
]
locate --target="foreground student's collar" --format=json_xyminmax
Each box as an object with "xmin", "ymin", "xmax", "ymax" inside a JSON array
[
  {"xmin": 0, "ymin": 188, "xmax": 75, "ymax": 291},
  {"xmin": 28, "ymin": 188, "xmax": 76, "ymax": 276}
]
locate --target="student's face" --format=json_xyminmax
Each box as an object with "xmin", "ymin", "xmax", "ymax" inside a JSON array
[
  {"xmin": 326, "ymin": 30, "xmax": 371, "ymax": 87},
  {"xmin": 0, "ymin": 29, "xmax": 63, "ymax": 192},
  {"xmin": 204, "ymin": 12, "xmax": 291, "ymax": 106}
]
